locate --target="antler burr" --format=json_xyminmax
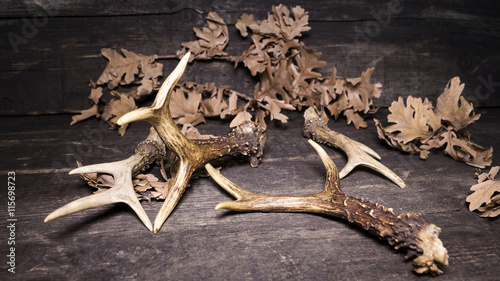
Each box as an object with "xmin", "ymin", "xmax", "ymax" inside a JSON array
[
  {"xmin": 303, "ymin": 107, "xmax": 406, "ymax": 188},
  {"xmin": 117, "ymin": 52, "xmax": 266, "ymax": 232},
  {"xmin": 206, "ymin": 139, "xmax": 448, "ymax": 275}
]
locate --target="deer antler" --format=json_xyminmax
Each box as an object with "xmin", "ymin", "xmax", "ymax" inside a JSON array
[
  {"xmin": 205, "ymin": 140, "xmax": 448, "ymax": 275},
  {"xmin": 117, "ymin": 52, "xmax": 266, "ymax": 232},
  {"xmin": 46, "ymin": 53, "xmax": 265, "ymax": 232},
  {"xmin": 44, "ymin": 127, "xmax": 166, "ymax": 231},
  {"xmin": 303, "ymin": 107, "xmax": 406, "ymax": 188}
]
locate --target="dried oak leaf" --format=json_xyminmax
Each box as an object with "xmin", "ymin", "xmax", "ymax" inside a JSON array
[
  {"xmin": 324, "ymin": 68, "xmax": 381, "ymax": 128},
  {"xmin": 177, "ymin": 12, "xmax": 228, "ymax": 61},
  {"xmin": 254, "ymin": 58, "xmax": 292, "ymax": 103},
  {"xmin": 71, "ymin": 104, "xmax": 99, "ymax": 125},
  {"xmin": 289, "ymin": 43, "xmax": 326, "ymax": 99},
  {"xmin": 103, "ymin": 93, "xmax": 137, "ymax": 135},
  {"xmin": 382, "ymin": 96, "xmax": 441, "ymax": 144},
  {"xmin": 343, "ymin": 68, "xmax": 382, "ymax": 115},
  {"xmin": 89, "ymin": 86, "xmax": 103, "ymax": 104},
  {"xmin": 170, "ymin": 85, "xmax": 205, "ymax": 126},
  {"xmin": 235, "ymin": 13, "xmax": 256, "ymax": 37},
  {"xmin": 467, "ymin": 166, "xmax": 500, "ymax": 217},
  {"xmin": 97, "ymin": 48, "xmax": 163, "ymax": 95},
  {"xmin": 435, "ymin": 77, "xmax": 480, "ymax": 130},
  {"xmin": 374, "ymin": 118, "xmax": 430, "ymax": 158},
  {"xmin": 262, "ymin": 96, "xmax": 295, "ymax": 123},
  {"xmin": 437, "ymin": 131, "xmax": 493, "ymax": 168},
  {"xmin": 250, "ymin": 5, "xmax": 310, "ymax": 41},
  {"xmin": 200, "ymin": 87, "xmax": 229, "ymax": 117},
  {"xmin": 220, "ymin": 91, "xmax": 243, "ymax": 119}
]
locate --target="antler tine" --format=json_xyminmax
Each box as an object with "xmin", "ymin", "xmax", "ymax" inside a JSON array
[
  {"xmin": 206, "ymin": 140, "xmax": 448, "ymax": 275},
  {"xmin": 44, "ymin": 154, "xmax": 153, "ymax": 231},
  {"xmin": 303, "ymin": 107, "xmax": 406, "ymax": 188}
]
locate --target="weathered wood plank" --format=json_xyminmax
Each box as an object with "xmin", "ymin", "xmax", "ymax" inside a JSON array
[
  {"xmin": 0, "ymin": 109, "xmax": 499, "ymax": 280},
  {"xmin": 2, "ymin": 0, "xmax": 499, "ymax": 21},
  {"xmin": 1, "ymin": 1, "xmax": 499, "ymax": 115}
]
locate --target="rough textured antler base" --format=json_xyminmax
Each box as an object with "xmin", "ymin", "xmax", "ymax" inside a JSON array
[{"xmin": 206, "ymin": 140, "xmax": 448, "ymax": 275}]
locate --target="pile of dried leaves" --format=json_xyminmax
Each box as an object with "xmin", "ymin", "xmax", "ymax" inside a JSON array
[
  {"xmin": 73, "ymin": 4, "xmax": 381, "ymax": 134},
  {"xmin": 467, "ymin": 166, "xmax": 500, "ymax": 217},
  {"xmin": 375, "ymin": 77, "xmax": 493, "ymax": 168}
]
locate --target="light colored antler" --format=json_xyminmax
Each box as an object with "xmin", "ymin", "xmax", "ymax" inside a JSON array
[
  {"xmin": 205, "ymin": 139, "xmax": 448, "ymax": 275},
  {"xmin": 117, "ymin": 52, "xmax": 266, "ymax": 232},
  {"xmin": 303, "ymin": 107, "xmax": 406, "ymax": 188},
  {"xmin": 45, "ymin": 127, "xmax": 166, "ymax": 231}
]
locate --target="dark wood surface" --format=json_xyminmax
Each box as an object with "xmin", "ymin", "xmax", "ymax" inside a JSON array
[
  {"xmin": 0, "ymin": 109, "xmax": 499, "ymax": 280},
  {"xmin": 1, "ymin": 0, "xmax": 500, "ymax": 280}
]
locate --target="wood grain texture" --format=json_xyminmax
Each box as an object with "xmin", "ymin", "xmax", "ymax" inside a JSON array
[
  {"xmin": 1, "ymin": 0, "xmax": 499, "ymax": 280},
  {"xmin": 0, "ymin": 109, "xmax": 499, "ymax": 280},
  {"xmin": 1, "ymin": 0, "xmax": 499, "ymax": 114}
]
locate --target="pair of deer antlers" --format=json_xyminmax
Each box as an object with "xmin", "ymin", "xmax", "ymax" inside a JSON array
[{"xmin": 45, "ymin": 53, "xmax": 448, "ymax": 275}]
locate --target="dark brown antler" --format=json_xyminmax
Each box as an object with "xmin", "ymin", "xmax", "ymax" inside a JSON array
[
  {"xmin": 206, "ymin": 140, "xmax": 448, "ymax": 275},
  {"xmin": 303, "ymin": 107, "xmax": 406, "ymax": 188},
  {"xmin": 117, "ymin": 52, "xmax": 266, "ymax": 232}
]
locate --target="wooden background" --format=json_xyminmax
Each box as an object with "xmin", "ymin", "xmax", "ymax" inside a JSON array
[{"xmin": 1, "ymin": 0, "xmax": 499, "ymax": 280}]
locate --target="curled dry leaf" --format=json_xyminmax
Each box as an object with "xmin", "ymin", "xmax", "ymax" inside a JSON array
[
  {"xmin": 466, "ymin": 166, "xmax": 500, "ymax": 217},
  {"xmin": 375, "ymin": 77, "xmax": 493, "ymax": 167},
  {"xmin": 435, "ymin": 77, "xmax": 480, "ymax": 130}
]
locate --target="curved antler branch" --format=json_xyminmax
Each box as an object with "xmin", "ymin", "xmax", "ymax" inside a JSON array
[
  {"xmin": 45, "ymin": 127, "xmax": 166, "ymax": 231},
  {"xmin": 303, "ymin": 107, "xmax": 406, "ymax": 188},
  {"xmin": 118, "ymin": 53, "xmax": 267, "ymax": 232},
  {"xmin": 206, "ymin": 140, "xmax": 448, "ymax": 275}
]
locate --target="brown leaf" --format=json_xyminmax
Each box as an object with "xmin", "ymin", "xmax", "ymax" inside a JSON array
[
  {"xmin": 71, "ymin": 104, "xmax": 99, "ymax": 125},
  {"xmin": 435, "ymin": 77, "xmax": 480, "ymax": 130},
  {"xmin": 150, "ymin": 181, "xmax": 172, "ymax": 200},
  {"xmin": 343, "ymin": 68, "xmax": 382, "ymax": 114},
  {"xmin": 230, "ymin": 111, "xmax": 253, "ymax": 128},
  {"xmin": 383, "ymin": 96, "xmax": 441, "ymax": 144},
  {"xmin": 254, "ymin": 58, "xmax": 292, "ymax": 103},
  {"xmin": 220, "ymin": 91, "xmax": 240, "ymax": 119},
  {"xmin": 466, "ymin": 166, "xmax": 500, "ymax": 216},
  {"xmin": 170, "ymin": 86, "xmax": 203, "ymax": 119},
  {"xmin": 437, "ymin": 131, "xmax": 493, "ymax": 168},
  {"xmin": 374, "ymin": 118, "xmax": 429, "ymax": 158},
  {"xmin": 107, "ymin": 93, "xmax": 137, "ymax": 135},
  {"xmin": 97, "ymin": 49, "xmax": 162, "ymax": 93},
  {"xmin": 262, "ymin": 96, "xmax": 294, "ymax": 123},
  {"xmin": 89, "ymin": 86, "xmax": 103, "ymax": 104},
  {"xmin": 177, "ymin": 12, "xmax": 228, "ymax": 61},
  {"xmin": 200, "ymin": 88, "xmax": 228, "ymax": 117},
  {"xmin": 235, "ymin": 13, "xmax": 256, "ymax": 37},
  {"xmin": 250, "ymin": 5, "xmax": 310, "ymax": 41},
  {"xmin": 289, "ymin": 43, "xmax": 326, "ymax": 98},
  {"xmin": 344, "ymin": 109, "xmax": 367, "ymax": 129}
]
